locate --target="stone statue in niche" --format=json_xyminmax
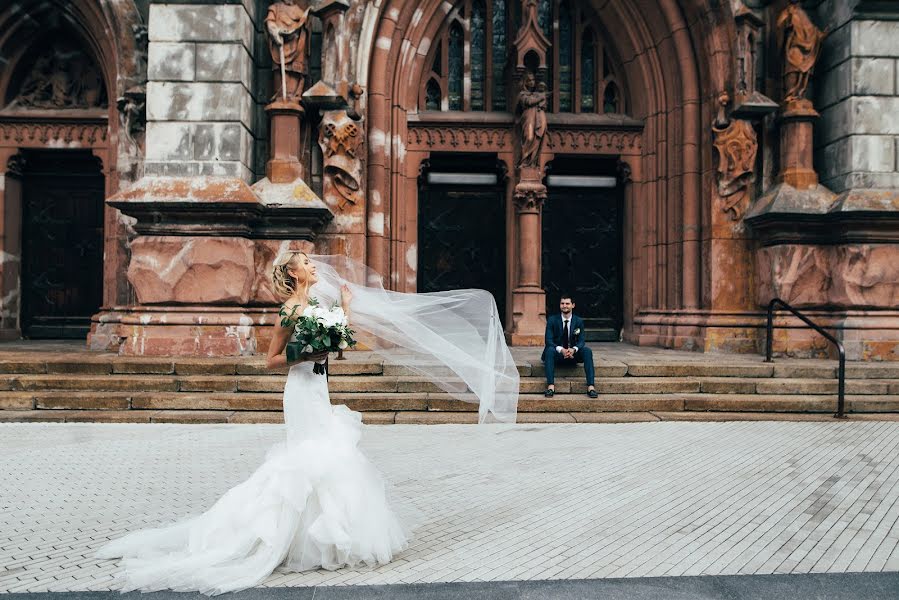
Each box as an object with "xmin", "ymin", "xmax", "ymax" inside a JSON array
[
  {"xmin": 515, "ymin": 72, "xmax": 548, "ymax": 169},
  {"xmin": 712, "ymin": 92, "xmax": 758, "ymax": 220},
  {"xmin": 319, "ymin": 84, "xmax": 365, "ymax": 210},
  {"xmin": 265, "ymin": 0, "xmax": 311, "ymax": 103},
  {"xmin": 9, "ymin": 41, "xmax": 106, "ymax": 110},
  {"xmin": 777, "ymin": 0, "xmax": 827, "ymax": 104}
]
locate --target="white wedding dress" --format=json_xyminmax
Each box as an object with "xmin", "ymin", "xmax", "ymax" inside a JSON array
[{"xmin": 97, "ymin": 359, "xmax": 410, "ymax": 595}]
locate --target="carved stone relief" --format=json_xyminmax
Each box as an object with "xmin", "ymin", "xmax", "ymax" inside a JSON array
[
  {"xmin": 712, "ymin": 93, "xmax": 758, "ymax": 220},
  {"xmin": 318, "ymin": 86, "xmax": 364, "ymax": 211},
  {"xmin": 7, "ymin": 39, "xmax": 107, "ymax": 110}
]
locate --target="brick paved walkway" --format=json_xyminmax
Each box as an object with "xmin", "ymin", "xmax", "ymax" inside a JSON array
[{"xmin": 2, "ymin": 421, "xmax": 899, "ymax": 593}]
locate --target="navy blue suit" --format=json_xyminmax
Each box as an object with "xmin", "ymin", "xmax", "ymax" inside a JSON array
[{"xmin": 542, "ymin": 314, "xmax": 595, "ymax": 386}]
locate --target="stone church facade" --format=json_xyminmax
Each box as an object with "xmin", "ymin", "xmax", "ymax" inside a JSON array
[{"xmin": 0, "ymin": 0, "xmax": 897, "ymax": 359}]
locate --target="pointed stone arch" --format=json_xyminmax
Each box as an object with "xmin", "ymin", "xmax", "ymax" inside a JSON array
[
  {"xmin": 0, "ymin": 0, "xmax": 146, "ymax": 341},
  {"xmin": 360, "ymin": 0, "xmax": 737, "ymax": 349}
]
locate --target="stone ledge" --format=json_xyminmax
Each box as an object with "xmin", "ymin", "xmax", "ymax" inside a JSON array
[{"xmin": 108, "ymin": 177, "xmax": 332, "ymax": 238}]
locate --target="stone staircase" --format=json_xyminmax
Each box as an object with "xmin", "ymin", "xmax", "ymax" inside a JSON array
[{"xmin": 0, "ymin": 345, "xmax": 898, "ymax": 423}]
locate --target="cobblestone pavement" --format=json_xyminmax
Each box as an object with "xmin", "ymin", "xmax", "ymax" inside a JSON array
[{"xmin": 2, "ymin": 421, "xmax": 899, "ymax": 593}]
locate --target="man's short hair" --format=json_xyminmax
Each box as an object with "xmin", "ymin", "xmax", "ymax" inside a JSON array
[{"xmin": 559, "ymin": 293, "xmax": 574, "ymax": 303}]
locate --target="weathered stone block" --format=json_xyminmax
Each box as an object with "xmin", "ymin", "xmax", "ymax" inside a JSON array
[
  {"xmin": 128, "ymin": 237, "xmax": 256, "ymax": 304},
  {"xmin": 195, "ymin": 43, "xmax": 253, "ymax": 87},
  {"xmin": 193, "ymin": 123, "xmax": 242, "ymax": 161},
  {"xmin": 143, "ymin": 161, "xmax": 200, "ymax": 177},
  {"xmin": 850, "ymin": 135, "xmax": 895, "ymax": 173},
  {"xmin": 852, "ymin": 97, "xmax": 899, "ymax": 135},
  {"xmin": 147, "ymin": 42, "xmax": 196, "ymax": 81},
  {"xmin": 147, "ymin": 82, "xmax": 252, "ymax": 128},
  {"xmin": 817, "ymin": 60, "xmax": 851, "ymax": 110},
  {"xmin": 854, "ymin": 20, "xmax": 899, "ymax": 57},
  {"xmin": 149, "ymin": 4, "xmax": 253, "ymax": 51},
  {"xmin": 853, "ymin": 58, "xmax": 895, "ymax": 95},
  {"xmin": 145, "ymin": 122, "xmax": 193, "ymax": 161}
]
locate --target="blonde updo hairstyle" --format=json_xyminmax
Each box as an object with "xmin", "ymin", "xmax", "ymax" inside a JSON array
[{"xmin": 272, "ymin": 251, "xmax": 310, "ymax": 300}]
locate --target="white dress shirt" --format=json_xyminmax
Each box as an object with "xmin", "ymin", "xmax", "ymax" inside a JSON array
[{"xmin": 556, "ymin": 314, "xmax": 578, "ymax": 355}]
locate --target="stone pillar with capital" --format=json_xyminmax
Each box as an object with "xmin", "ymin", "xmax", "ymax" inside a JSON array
[
  {"xmin": 506, "ymin": 0, "xmax": 552, "ymax": 345},
  {"xmin": 509, "ymin": 175, "xmax": 547, "ymax": 345}
]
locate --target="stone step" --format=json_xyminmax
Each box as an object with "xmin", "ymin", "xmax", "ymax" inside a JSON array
[
  {"xmin": 2, "ymin": 408, "xmax": 898, "ymax": 425},
  {"xmin": 4, "ymin": 390, "xmax": 897, "ymax": 414},
  {"xmin": 697, "ymin": 377, "xmax": 896, "ymax": 395}
]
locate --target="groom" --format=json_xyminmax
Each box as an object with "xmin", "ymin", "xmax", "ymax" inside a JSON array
[{"xmin": 543, "ymin": 294, "xmax": 597, "ymax": 398}]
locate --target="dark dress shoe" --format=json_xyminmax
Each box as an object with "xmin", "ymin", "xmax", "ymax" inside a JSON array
[
  {"xmin": 587, "ymin": 389, "xmax": 598, "ymax": 398},
  {"xmin": 544, "ymin": 388, "xmax": 555, "ymax": 398}
]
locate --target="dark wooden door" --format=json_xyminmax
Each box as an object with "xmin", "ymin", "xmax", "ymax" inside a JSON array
[
  {"xmin": 542, "ymin": 187, "xmax": 623, "ymax": 341},
  {"xmin": 418, "ymin": 185, "xmax": 506, "ymax": 322},
  {"xmin": 21, "ymin": 150, "xmax": 104, "ymax": 338}
]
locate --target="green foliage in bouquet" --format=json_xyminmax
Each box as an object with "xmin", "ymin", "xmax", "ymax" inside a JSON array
[{"xmin": 281, "ymin": 298, "xmax": 357, "ymax": 373}]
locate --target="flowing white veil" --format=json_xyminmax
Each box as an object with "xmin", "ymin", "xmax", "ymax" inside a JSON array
[{"xmin": 307, "ymin": 255, "xmax": 519, "ymax": 423}]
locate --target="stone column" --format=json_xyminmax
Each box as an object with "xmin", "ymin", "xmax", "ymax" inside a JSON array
[
  {"xmin": 778, "ymin": 101, "xmax": 818, "ymax": 189},
  {"xmin": 0, "ymin": 150, "xmax": 22, "ymax": 340},
  {"xmin": 508, "ymin": 171, "xmax": 546, "ymax": 345}
]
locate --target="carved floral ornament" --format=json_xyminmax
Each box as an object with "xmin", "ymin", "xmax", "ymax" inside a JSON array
[
  {"xmin": 0, "ymin": 121, "xmax": 108, "ymax": 147},
  {"xmin": 407, "ymin": 126, "xmax": 641, "ymax": 154}
]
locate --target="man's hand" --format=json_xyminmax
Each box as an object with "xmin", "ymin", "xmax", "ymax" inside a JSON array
[{"xmin": 563, "ymin": 348, "xmax": 574, "ymax": 360}]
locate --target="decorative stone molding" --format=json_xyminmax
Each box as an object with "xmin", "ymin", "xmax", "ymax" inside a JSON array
[
  {"xmin": 0, "ymin": 115, "xmax": 108, "ymax": 148},
  {"xmin": 546, "ymin": 129, "xmax": 642, "ymax": 154},
  {"xmin": 407, "ymin": 126, "xmax": 511, "ymax": 151}
]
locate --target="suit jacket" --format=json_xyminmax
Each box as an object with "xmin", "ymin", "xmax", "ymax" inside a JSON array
[{"xmin": 544, "ymin": 313, "xmax": 586, "ymax": 356}]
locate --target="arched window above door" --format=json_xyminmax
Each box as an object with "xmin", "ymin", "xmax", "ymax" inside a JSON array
[{"xmin": 418, "ymin": 0, "xmax": 626, "ymax": 115}]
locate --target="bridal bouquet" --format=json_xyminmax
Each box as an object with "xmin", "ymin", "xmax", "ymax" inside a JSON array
[{"xmin": 283, "ymin": 299, "xmax": 356, "ymax": 374}]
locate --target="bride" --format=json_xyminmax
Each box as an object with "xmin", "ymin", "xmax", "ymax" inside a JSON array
[{"xmin": 97, "ymin": 251, "xmax": 519, "ymax": 594}]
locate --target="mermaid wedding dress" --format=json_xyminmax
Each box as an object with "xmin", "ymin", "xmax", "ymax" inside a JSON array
[{"xmin": 96, "ymin": 358, "xmax": 410, "ymax": 595}]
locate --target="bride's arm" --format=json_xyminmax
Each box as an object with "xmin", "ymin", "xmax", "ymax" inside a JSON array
[{"xmin": 265, "ymin": 322, "xmax": 294, "ymax": 370}]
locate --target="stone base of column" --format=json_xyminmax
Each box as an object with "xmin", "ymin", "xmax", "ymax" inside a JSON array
[
  {"xmin": 507, "ymin": 286, "xmax": 546, "ymax": 346},
  {"xmin": 88, "ymin": 307, "xmax": 279, "ymax": 356}
]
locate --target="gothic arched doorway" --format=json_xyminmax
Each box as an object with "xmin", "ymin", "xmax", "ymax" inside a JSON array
[{"xmin": 0, "ymin": 1, "xmax": 134, "ymax": 341}]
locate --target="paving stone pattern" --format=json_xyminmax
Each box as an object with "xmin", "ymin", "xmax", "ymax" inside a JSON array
[{"xmin": 2, "ymin": 421, "xmax": 899, "ymax": 592}]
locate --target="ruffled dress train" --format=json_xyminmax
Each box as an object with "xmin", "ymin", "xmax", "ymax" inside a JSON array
[{"xmin": 96, "ymin": 361, "xmax": 410, "ymax": 594}]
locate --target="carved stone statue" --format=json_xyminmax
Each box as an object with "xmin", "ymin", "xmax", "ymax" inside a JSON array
[
  {"xmin": 777, "ymin": 0, "xmax": 827, "ymax": 103},
  {"xmin": 712, "ymin": 92, "xmax": 758, "ymax": 220},
  {"xmin": 265, "ymin": 0, "xmax": 311, "ymax": 103},
  {"xmin": 515, "ymin": 72, "xmax": 548, "ymax": 169}
]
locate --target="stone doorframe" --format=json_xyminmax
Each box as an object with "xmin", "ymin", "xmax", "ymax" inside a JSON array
[
  {"xmin": 0, "ymin": 0, "xmax": 146, "ymax": 341},
  {"xmin": 403, "ymin": 114, "xmax": 643, "ymax": 335},
  {"xmin": 0, "ymin": 114, "xmax": 114, "ymax": 339}
]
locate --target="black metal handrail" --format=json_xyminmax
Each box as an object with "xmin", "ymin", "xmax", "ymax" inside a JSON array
[{"xmin": 765, "ymin": 298, "xmax": 846, "ymax": 419}]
